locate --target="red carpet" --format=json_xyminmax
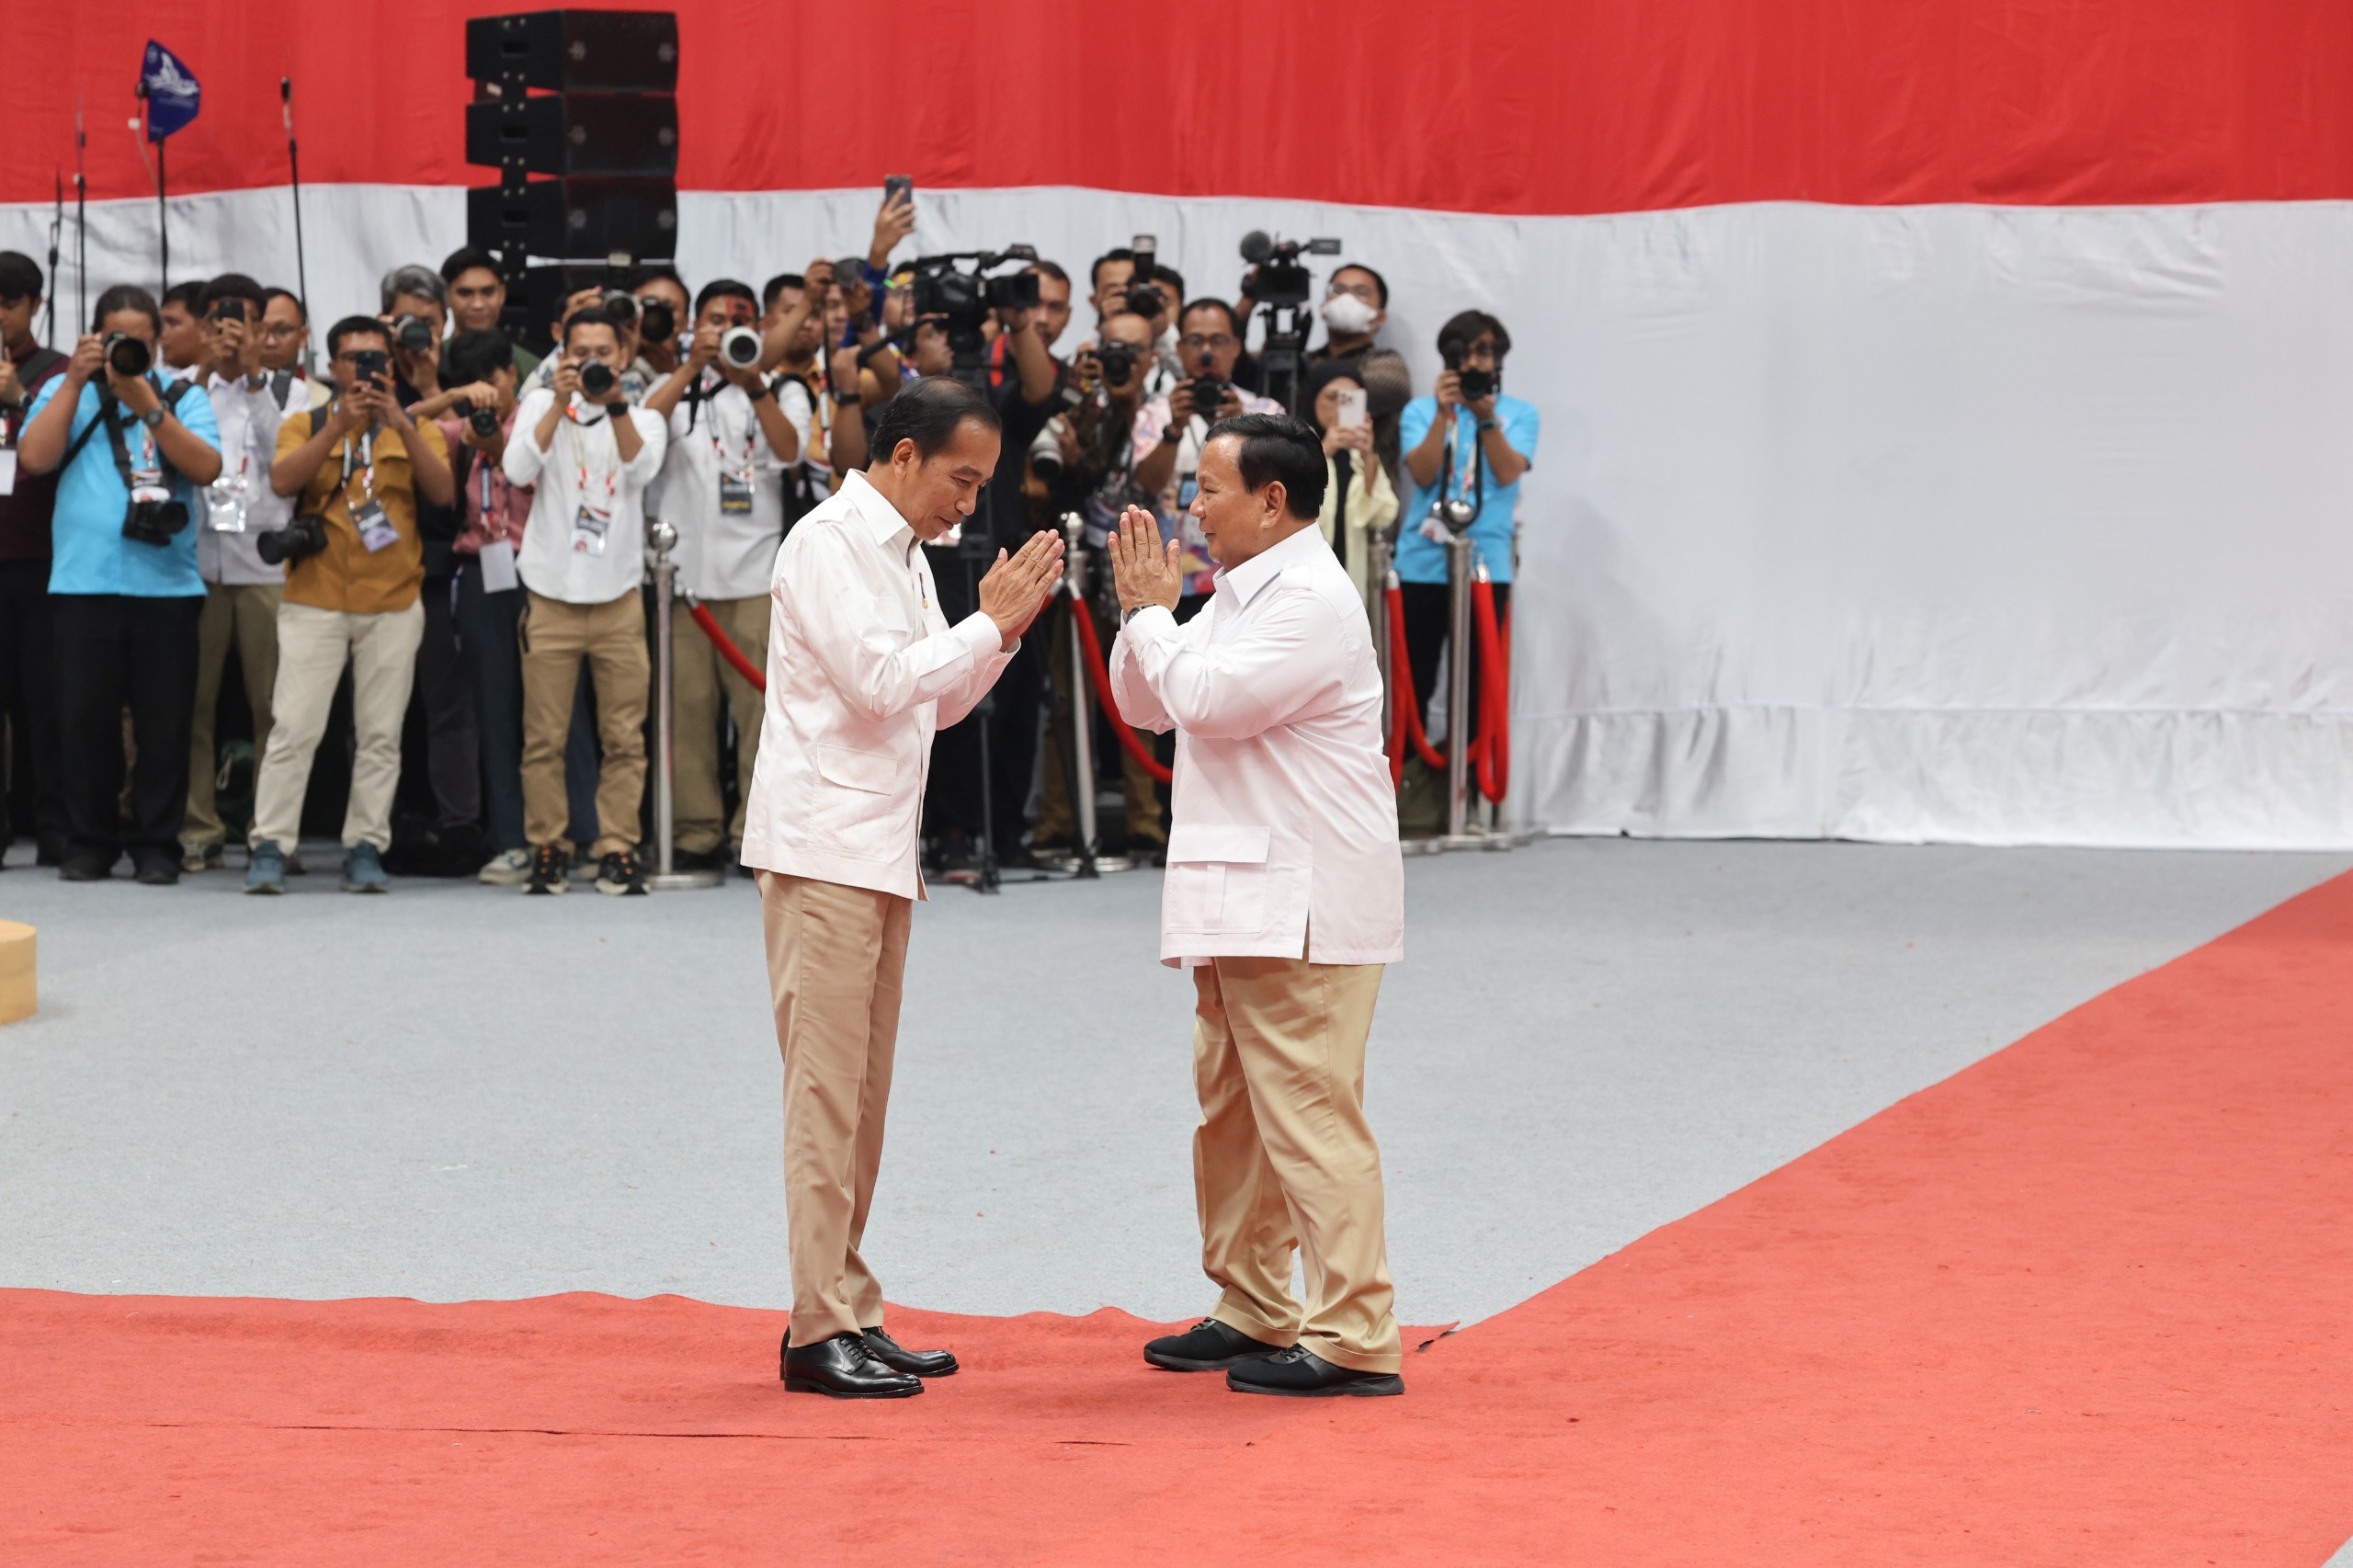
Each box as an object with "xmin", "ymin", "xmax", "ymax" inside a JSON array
[{"xmin": 10, "ymin": 874, "xmax": 2353, "ymax": 1563}]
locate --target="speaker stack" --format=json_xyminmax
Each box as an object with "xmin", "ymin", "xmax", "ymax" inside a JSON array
[{"xmin": 464, "ymin": 10, "xmax": 681, "ymax": 352}]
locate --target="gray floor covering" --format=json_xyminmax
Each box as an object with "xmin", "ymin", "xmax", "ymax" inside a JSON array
[{"xmin": 1, "ymin": 837, "xmax": 2344, "ymax": 1332}]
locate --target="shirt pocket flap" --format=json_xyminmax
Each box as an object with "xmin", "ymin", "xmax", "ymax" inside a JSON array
[
  {"xmin": 1165, "ymin": 824, "xmax": 1272, "ymax": 865},
  {"xmin": 811, "ymin": 743, "xmax": 896, "ymax": 796}
]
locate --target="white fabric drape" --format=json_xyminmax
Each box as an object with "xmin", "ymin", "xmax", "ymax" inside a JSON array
[{"xmin": 10, "ymin": 187, "xmax": 2350, "ymax": 846}]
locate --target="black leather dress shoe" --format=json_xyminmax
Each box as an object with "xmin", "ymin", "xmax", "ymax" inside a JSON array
[
  {"xmin": 1143, "ymin": 1316, "xmax": 1292, "ymax": 1371},
  {"xmin": 57, "ymin": 851, "xmax": 113, "ymax": 882},
  {"xmin": 1226, "ymin": 1346, "xmax": 1404, "ymax": 1397},
  {"xmin": 780, "ymin": 1331, "xmax": 923, "ymax": 1398},
  {"xmin": 862, "ymin": 1325, "xmax": 957, "ymax": 1378}
]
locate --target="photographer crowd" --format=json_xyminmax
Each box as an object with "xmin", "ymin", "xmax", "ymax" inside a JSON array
[{"xmin": 0, "ymin": 192, "xmax": 1539, "ymax": 892}]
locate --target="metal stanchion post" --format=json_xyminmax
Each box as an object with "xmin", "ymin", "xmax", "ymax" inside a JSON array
[
  {"xmin": 1442, "ymin": 532, "xmax": 1479, "ymax": 847},
  {"xmin": 645, "ymin": 520, "xmax": 721, "ymax": 891},
  {"xmin": 1062, "ymin": 515, "xmax": 1100, "ymax": 879}
]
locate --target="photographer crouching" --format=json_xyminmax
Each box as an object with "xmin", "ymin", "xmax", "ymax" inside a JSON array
[
  {"xmin": 17, "ymin": 285, "xmax": 222, "ymax": 883},
  {"xmin": 241, "ymin": 318, "xmax": 454, "ymax": 893},
  {"xmin": 644, "ymin": 279, "xmax": 805, "ymax": 873},
  {"xmin": 503, "ymin": 307, "xmax": 669, "ymax": 897}
]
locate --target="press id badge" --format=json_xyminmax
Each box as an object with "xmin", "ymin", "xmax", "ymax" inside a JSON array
[
  {"xmin": 572, "ymin": 504, "xmax": 612, "ymax": 556},
  {"xmin": 129, "ymin": 467, "xmax": 173, "ymax": 508},
  {"xmin": 718, "ymin": 471, "xmax": 756, "ymax": 516},
  {"xmin": 0, "ymin": 449, "xmax": 16, "ymax": 497},
  {"xmin": 479, "ymin": 537, "xmax": 519, "ymax": 594},
  {"xmin": 208, "ymin": 471, "xmax": 250, "ymax": 533},
  {"xmin": 353, "ymin": 497, "xmax": 400, "ymax": 553}
]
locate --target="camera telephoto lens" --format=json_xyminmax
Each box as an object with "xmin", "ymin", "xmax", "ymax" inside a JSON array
[
  {"xmin": 468, "ymin": 406, "xmax": 500, "ymax": 437},
  {"xmin": 1097, "ymin": 343, "xmax": 1137, "ymax": 384},
  {"xmin": 579, "ymin": 360, "xmax": 618, "ymax": 397},
  {"xmin": 1458, "ymin": 368, "xmax": 1495, "ymax": 402},
  {"xmin": 599, "ymin": 290, "xmax": 639, "ymax": 328},
  {"xmin": 103, "ymin": 332, "xmax": 153, "ymax": 379},
  {"xmin": 639, "ymin": 301, "xmax": 676, "ymax": 344},
  {"xmin": 256, "ymin": 515, "xmax": 327, "ymax": 567},
  {"xmin": 392, "ymin": 314, "xmax": 436, "ymax": 354}
]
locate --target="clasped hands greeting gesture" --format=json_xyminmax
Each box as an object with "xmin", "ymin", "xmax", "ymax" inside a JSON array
[
  {"xmin": 1108, "ymin": 505, "xmax": 1182, "ymax": 616},
  {"xmin": 976, "ymin": 528, "xmax": 1068, "ymax": 650}
]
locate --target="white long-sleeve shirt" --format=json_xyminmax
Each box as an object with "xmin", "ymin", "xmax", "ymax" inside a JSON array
[
  {"xmin": 196, "ymin": 370, "xmax": 298, "ymax": 585},
  {"xmin": 657, "ymin": 373, "xmax": 802, "ymax": 601},
  {"xmin": 1110, "ymin": 523, "xmax": 1404, "ymax": 966},
  {"xmin": 738, "ymin": 468, "xmax": 1015, "ymax": 898},
  {"xmin": 503, "ymin": 387, "xmax": 668, "ymax": 605}
]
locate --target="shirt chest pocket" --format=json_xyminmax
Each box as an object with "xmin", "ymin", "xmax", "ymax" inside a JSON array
[{"xmin": 1164, "ymin": 824, "xmax": 1273, "ymax": 934}]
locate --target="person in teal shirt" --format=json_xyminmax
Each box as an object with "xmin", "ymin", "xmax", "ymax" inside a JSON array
[
  {"xmin": 17, "ymin": 283, "xmax": 221, "ymax": 882},
  {"xmin": 1393, "ymin": 310, "xmax": 1537, "ymax": 761}
]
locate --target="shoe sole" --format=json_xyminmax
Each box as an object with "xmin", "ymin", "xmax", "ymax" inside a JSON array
[
  {"xmin": 782, "ymin": 1377, "xmax": 924, "ymax": 1399},
  {"xmin": 526, "ymin": 882, "xmax": 569, "ymax": 895},
  {"xmin": 1144, "ymin": 1346, "xmax": 1289, "ymax": 1372},
  {"xmin": 594, "ymin": 882, "xmax": 646, "ymax": 896},
  {"xmin": 1225, "ymin": 1374, "xmax": 1405, "ymax": 1397},
  {"xmin": 244, "ymin": 883, "xmax": 284, "ymax": 895}
]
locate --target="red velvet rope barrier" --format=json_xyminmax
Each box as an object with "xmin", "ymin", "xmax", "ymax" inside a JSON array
[
  {"xmin": 1066, "ymin": 595, "xmax": 1176, "ymax": 785},
  {"xmin": 686, "ymin": 597, "xmax": 768, "ymax": 693},
  {"xmin": 1383, "ymin": 582, "xmax": 1449, "ymax": 783},
  {"xmin": 1471, "ymin": 578, "xmax": 1511, "ymax": 803}
]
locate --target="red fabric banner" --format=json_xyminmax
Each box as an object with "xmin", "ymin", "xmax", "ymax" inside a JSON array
[{"xmin": 11, "ymin": 1, "xmax": 2353, "ymax": 214}]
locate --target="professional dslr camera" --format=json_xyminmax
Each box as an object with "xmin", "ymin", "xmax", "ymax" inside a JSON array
[
  {"xmin": 256, "ymin": 511, "xmax": 328, "ymax": 566},
  {"xmin": 101, "ymin": 332, "xmax": 153, "ymax": 378},
  {"xmin": 388, "ymin": 313, "xmax": 436, "ymax": 354},
  {"xmin": 908, "ymin": 245, "xmax": 1040, "ymax": 373}
]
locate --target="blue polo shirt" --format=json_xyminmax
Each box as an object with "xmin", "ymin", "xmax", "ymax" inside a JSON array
[
  {"xmin": 25, "ymin": 373, "xmax": 218, "ymax": 597},
  {"xmin": 1393, "ymin": 392, "xmax": 1540, "ymax": 585}
]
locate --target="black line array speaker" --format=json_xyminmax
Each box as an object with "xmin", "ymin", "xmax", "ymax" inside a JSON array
[{"xmin": 464, "ymin": 10, "xmax": 679, "ymax": 350}]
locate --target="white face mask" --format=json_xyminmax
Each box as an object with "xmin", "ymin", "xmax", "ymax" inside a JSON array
[{"xmin": 1321, "ymin": 292, "xmax": 1378, "ymax": 335}]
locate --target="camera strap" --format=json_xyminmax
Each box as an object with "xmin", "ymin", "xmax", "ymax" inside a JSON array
[
  {"xmin": 1439, "ymin": 408, "xmax": 1485, "ymax": 526},
  {"xmin": 93, "ymin": 378, "xmax": 194, "ymax": 491}
]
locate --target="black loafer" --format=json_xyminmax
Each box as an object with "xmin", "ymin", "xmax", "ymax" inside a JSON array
[
  {"xmin": 780, "ymin": 1331, "xmax": 923, "ymax": 1398},
  {"xmin": 862, "ymin": 1325, "xmax": 957, "ymax": 1378},
  {"xmin": 57, "ymin": 852, "xmax": 114, "ymax": 882},
  {"xmin": 132, "ymin": 852, "xmax": 180, "ymax": 886},
  {"xmin": 1226, "ymin": 1346, "xmax": 1403, "ymax": 1397},
  {"xmin": 1143, "ymin": 1316, "xmax": 1292, "ymax": 1371}
]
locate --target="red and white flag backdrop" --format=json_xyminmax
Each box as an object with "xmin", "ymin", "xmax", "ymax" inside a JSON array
[{"xmin": 10, "ymin": 2, "xmax": 2353, "ymax": 846}]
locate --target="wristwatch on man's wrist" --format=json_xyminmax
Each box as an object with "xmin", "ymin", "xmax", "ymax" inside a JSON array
[{"xmin": 139, "ymin": 405, "xmax": 165, "ymax": 431}]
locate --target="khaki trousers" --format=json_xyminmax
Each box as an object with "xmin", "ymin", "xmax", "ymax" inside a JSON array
[
  {"xmin": 184, "ymin": 582, "xmax": 282, "ymax": 850},
  {"xmin": 249, "ymin": 599, "xmax": 424, "ymax": 853},
  {"xmin": 519, "ymin": 590, "xmax": 648, "ymax": 855},
  {"xmin": 759, "ymin": 870, "xmax": 913, "ymax": 1346},
  {"xmin": 672, "ymin": 594, "xmax": 767, "ymax": 856},
  {"xmin": 1194, "ymin": 956, "xmax": 1402, "ymax": 1375}
]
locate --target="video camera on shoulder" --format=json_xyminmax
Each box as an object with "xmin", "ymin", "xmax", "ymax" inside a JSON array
[{"xmin": 908, "ymin": 245, "xmax": 1040, "ymax": 383}]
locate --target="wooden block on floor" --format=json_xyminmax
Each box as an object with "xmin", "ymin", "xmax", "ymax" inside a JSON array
[{"xmin": 0, "ymin": 920, "xmax": 35, "ymax": 1024}]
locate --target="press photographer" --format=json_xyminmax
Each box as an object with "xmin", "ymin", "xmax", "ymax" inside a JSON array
[
  {"xmin": 503, "ymin": 306, "xmax": 669, "ymax": 898},
  {"xmin": 1395, "ymin": 309, "xmax": 1540, "ymax": 797},
  {"xmin": 0, "ymin": 251, "xmax": 70, "ymax": 867},
  {"xmin": 182, "ymin": 272, "xmax": 300, "ymax": 875},
  {"xmin": 1132, "ymin": 297, "xmax": 1283, "ymax": 610},
  {"xmin": 242, "ymin": 316, "xmax": 454, "ymax": 896},
  {"xmin": 17, "ymin": 284, "xmax": 222, "ymax": 883},
  {"xmin": 1029, "ymin": 306, "xmax": 1169, "ymax": 860},
  {"xmin": 644, "ymin": 278, "xmax": 806, "ymax": 872},
  {"xmin": 895, "ymin": 247, "xmax": 1062, "ymax": 879},
  {"xmin": 379, "ymin": 265, "xmax": 449, "ymax": 406}
]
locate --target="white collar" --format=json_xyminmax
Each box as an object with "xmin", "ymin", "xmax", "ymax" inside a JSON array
[{"xmin": 1215, "ymin": 523, "xmax": 1325, "ymax": 608}]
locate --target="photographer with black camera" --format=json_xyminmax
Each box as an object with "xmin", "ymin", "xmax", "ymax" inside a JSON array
[
  {"xmin": 379, "ymin": 265, "xmax": 449, "ymax": 408},
  {"xmin": 503, "ymin": 306, "xmax": 669, "ymax": 898},
  {"xmin": 241, "ymin": 316, "xmax": 455, "ymax": 895},
  {"xmin": 1132, "ymin": 297, "xmax": 1284, "ymax": 612},
  {"xmin": 17, "ymin": 284, "xmax": 222, "ymax": 882},
  {"xmin": 891, "ymin": 247, "xmax": 1062, "ymax": 879},
  {"xmin": 631, "ymin": 266, "xmax": 690, "ymax": 381},
  {"xmin": 1029, "ymin": 306, "xmax": 1170, "ymax": 861},
  {"xmin": 643, "ymin": 278, "xmax": 805, "ymax": 871},
  {"xmin": 181, "ymin": 272, "xmax": 302, "ymax": 874},
  {"xmin": 1394, "ymin": 309, "xmax": 1539, "ymax": 808}
]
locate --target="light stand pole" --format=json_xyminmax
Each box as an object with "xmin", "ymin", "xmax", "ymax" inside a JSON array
[
  {"xmin": 1060, "ymin": 514, "xmax": 1101, "ymax": 879},
  {"xmin": 645, "ymin": 520, "xmax": 721, "ymax": 891}
]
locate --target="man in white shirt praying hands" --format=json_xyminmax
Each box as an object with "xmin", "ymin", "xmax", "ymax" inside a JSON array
[
  {"xmin": 1108, "ymin": 412, "xmax": 1408, "ymax": 1398},
  {"xmin": 743, "ymin": 378, "xmax": 1063, "ymax": 1399}
]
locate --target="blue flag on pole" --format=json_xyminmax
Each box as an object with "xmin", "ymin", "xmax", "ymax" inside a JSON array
[{"xmin": 140, "ymin": 41, "xmax": 201, "ymax": 141}]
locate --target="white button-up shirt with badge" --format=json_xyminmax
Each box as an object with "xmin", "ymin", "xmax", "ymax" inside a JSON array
[
  {"xmin": 1110, "ymin": 522, "xmax": 1405, "ymax": 968},
  {"xmin": 739, "ymin": 468, "xmax": 1016, "ymax": 898},
  {"xmin": 658, "ymin": 369, "xmax": 808, "ymax": 602},
  {"xmin": 196, "ymin": 369, "xmax": 301, "ymax": 585},
  {"xmin": 503, "ymin": 384, "xmax": 668, "ymax": 605}
]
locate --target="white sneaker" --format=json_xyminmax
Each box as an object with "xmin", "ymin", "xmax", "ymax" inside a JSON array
[{"xmin": 477, "ymin": 847, "xmax": 533, "ymax": 886}]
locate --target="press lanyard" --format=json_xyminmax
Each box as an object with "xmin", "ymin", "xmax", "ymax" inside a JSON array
[{"xmin": 568, "ymin": 406, "xmax": 620, "ymax": 555}]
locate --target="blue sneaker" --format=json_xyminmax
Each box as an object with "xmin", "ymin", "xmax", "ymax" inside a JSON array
[
  {"xmin": 244, "ymin": 841, "xmax": 288, "ymax": 895},
  {"xmin": 341, "ymin": 842, "xmax": 391, "ymax": 893}
]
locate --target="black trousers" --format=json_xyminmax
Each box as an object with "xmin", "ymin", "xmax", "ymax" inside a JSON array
[
  {"xmin": 1398, "ymin": 579, "xmax": 1512, "ymax": 751},
  {"xmin": 415, "ymin": 574, "xmax": 481, "ymax": 830},
  {"xmin": 51, "ymin": 593, "xmax": 202, "ymax": 862},
  {"xmin": 923, "ymin": 543, "xmax": 1045, "ymax": 855},
  {"xmin": 0, "ymin": 560, "xmax": 65, "ymax": 847}
]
